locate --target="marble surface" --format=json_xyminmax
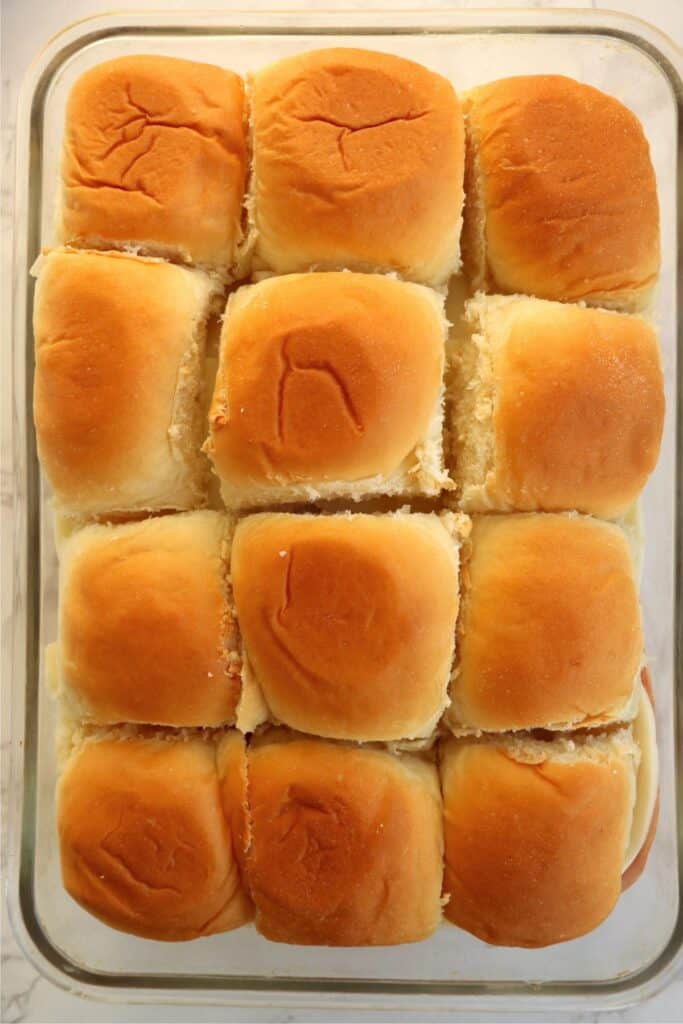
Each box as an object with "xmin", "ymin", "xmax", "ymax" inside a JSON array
[{"xmin": 2, "ymin": 1, "xmax": 682, "ymax": 1021}]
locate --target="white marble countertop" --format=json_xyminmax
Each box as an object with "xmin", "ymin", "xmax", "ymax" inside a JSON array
[{"xmin": 2, "ymin": 1, "xmax": 681, "ymax": 1021}]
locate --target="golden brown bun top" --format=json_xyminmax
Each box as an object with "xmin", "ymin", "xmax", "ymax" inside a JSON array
[
  {"xmin": 451, "ymin": 514, "xmax": 641, "ymax": 731},
  {"xmin": 57, "ymin": 733, "xmax": 252, "ymax": 940},
  {"xmin": 231, "ymin": 512, "xmax": 460, "ymax": 741},
  {"xmin": 466, "ymin": 76, "xmax": 659, "ymax": 306},
  {"xmin": 488, "ymin": 298, "xmax": 664, "ymax": 518},
  {"xmin": 251, "ymin": 48, "xmax": 464, "ymax": 285},
  {"xmin": 207, "ymin": 274, "xmax": 445, "ymax": 488},
  {"xmin": 58, "ymin": 512, "xmax": 240, "ymax": 727},
  {"xmin": 441, "ymin": 734, "xmax": 636, "ymax": 947},
  {"xmin": 246, "ymin": 732, "xmax": 443, "ymax": 946},
  {"xmin": 33, "ymin": 248, "xmax": 212, "ymax": 515},
  {"xmin": 61, "ymin": 55, "xmax": 247, "ymax": 265}
]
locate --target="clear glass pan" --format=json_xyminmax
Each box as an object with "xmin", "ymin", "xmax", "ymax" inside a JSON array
[{"xmin": 6, "ymin": 5, "xmax": 683, "ymax": 1013}]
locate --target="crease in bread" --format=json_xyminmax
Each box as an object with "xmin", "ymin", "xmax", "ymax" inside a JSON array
[
  {"xmin": 205, "ymin": 272, "xmax": 452, "ymax": 508},
  {"xmin": 460, "ymin": 107, "xmax": 488, "ymax": 294},
  {"xmin": 33, "ymin": 248, "xmax": 220, "ymax": 517},
  {"xmin": 451, "ymin": 293, "xmax": 664, "ymax": 519}
]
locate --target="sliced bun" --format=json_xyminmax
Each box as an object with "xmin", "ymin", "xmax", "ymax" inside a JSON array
[
  {"xmin": 231, "ymin": 512, "xmax": 460, "ymax": 741},
  {"xmin": 246, "ymin": 731, "xmax": 443, "ymax": 945},
  {"xmin": 60, "ymin": 55, "xmax": 247, "ymax": 268},
  {"xmin": 57, "ymin": 731, "xmax": 252, "ymax": 940},
  {"xmin": 440, "ymin": 730, "xmax": 638, "ymax": 947},
  {"xmin": 250, "ymin": 48, "xmax": 464, "ymax": 285},
  {"xmin": 448, "ymin": 513, "xmax": 642, "ymax": 733},
  {"xmin": 206, "ymin": 273, "xmax": 448, "ymax": 506},
  {"xmin": 56, "ymin": 512, "xmax": 240, "ymax": 727},
  {"xmin": 463, "ymin": 76, "xmax": 659, "ymax": 309},
  {"xmin": 33, "ymin": 248, "xmax": 215, "ymax": 516},
  {"xmin": 454, "ymin": 295, "xmax": 664, "ymax": 518}
]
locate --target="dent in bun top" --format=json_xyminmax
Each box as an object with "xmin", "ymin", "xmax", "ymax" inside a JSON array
[
  {"xmin": 60, "ymin": 55, "xmax": 247, "ymax": 267},
  {"xmin": 246, "ymin": 732, "xmax": 444, "ymax": 946},
  {"xmin": 205, "ymin": 273, "xmax": 448, "ymax": 507},
  {"xmin": 250, "ymin": 48, "xmax": 465, "ymax": 285},
  {"xmin": 463, "ymin": 75, "xmax": 659, "ymax": 309},
  {"xmin": 231, "ymin": 512, "xmax": 460, "ymax": 741}
]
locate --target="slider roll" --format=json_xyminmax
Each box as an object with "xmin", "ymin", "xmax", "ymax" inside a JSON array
[
  {"xmin": 250, "ymin": 48, "xmax": 465, "ymax": 285},
  {"xmin": 463, "ymin": 75, "xmax": 659, "ymax": 309},
  {"xmin": 59, "ymin": 56, "xmax": 248, "ymax": 270}
]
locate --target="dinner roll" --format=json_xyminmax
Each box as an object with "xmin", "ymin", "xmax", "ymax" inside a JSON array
[
  {"xmin": 58, "ymin": 731, "xmax": 252, "ymax": 940},
  {"xmin": 453, "ymin": 295, "xmax": 664, "ymax": 518},
  {"xmin": 446, "ymin": 513, "xmax": 641, "ymax": 733},
  {"xmin": 231, "ymin": 512, "xmax": 461, "ymax": 741},
  {"xmin": 205, "ymin": 273, "xmax": 449, "ymax": 506},
  {"xmin": 250, "ymin": 48, "xmax": 464, "ymax": 285},
  {"xmin": 59, "ymin": 55, "xmax": 247, "ymax": 269},
  {"xmin": 246, "ymin": 731, "xmax": 443, "ymax": 945},
  {"xmin": 440, "ymin": 729, "xmax": 639, "ymax": 947},
  {"xmin": 33, "ymin": 249, "xmax": 215, "ymax": 516},
  {"xmin": 463, "ymin": 76, "xmax": 659, "ymax": 309},
  {"xmin": 56, "ymin": 512, "xmax": 240, "ymax": 727}
]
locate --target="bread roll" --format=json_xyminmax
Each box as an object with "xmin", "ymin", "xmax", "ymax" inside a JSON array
[
  {"xmin": 246, "ymin": 731, "xmax": 443, "ymax": 945},
  {"xmin": 33, "ymin": 248, "xmax": 215, "ymax": 516},
  {"xmin": 440, "ymin": 730, "xmax": 638, "ymax": 947},
  {"xmin": 205, "ymin": 273, "xmax": 449, "ymax": 507},
  {"xmin": 231, "ymin": 512, "xmax": 461, "ymax": 741},
  {"xmin": 463, "ymin": 76, "xmax": 659, "ymax": 309},
  {"xmin": 453, "ymin": 295, "xmax": 664, "ymax": 518},
  {"xmin": 250, "ymin": 48, "xmax": 464, "ymax": 285},
  {"xmin": 447, "ymin": 513, "xmax": 642, "ymax": 733},
  {"xmin": 56, "ymin": 512, "xmax": 240, "ymax": 727},
  {"xmin": 59, "ymin": 55, "xmax": 247, "ymax": 269},
  {"xmin": 57, "ymin": 731, "xmax": 252, "ymax": 940}
]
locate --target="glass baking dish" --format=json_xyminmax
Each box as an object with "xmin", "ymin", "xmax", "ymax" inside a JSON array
[{"xmin": 6, "ymin": 6, "xmax": 682, "ymax": 1014}]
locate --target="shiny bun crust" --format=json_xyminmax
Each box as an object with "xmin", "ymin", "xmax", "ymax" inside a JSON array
[
  {"xmin": 454, "ymin": 295, "xmax": 664, "ymax": 518},
  {"xmin": 447, "ymin": 514, "xmax": 642, "ymax": 733},
  {"xmin": 57, "ymin": 512, "xmax": 240, "ymax": 727},
  {"xmin": 250, "ymin": 48, "xmax": 464, "ymax": 285},
  {"xmin": 206, "ymin": 273, "xmax": 448, "ymax": 506},
  {"xmin": 231, "ymin": 512, "xmax": 460, "ymax": 741},
  {"xmin": 440, "ymin": 731, "xmax": 638, "ymax": 947},
  {"xmin": 246, "ymin": 733, "xmax": 443, "ymax": 945},
  {"xmin": 60, "ymin": 55, "xmax": 247, "ymax": 267},
  {"xmin": 463, "ymin": 76, "xmax": 659, "ymax": 309},
  {"xmin": 33, "ymin": 248, "xmax": 215, "ymax": 516},
  {"xmin": 58, "ymin": 732, "xmax": 252, "ymax": 940}
]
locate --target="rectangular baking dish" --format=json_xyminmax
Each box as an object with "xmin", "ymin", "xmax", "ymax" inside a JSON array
[{"xmin": 6, "ymin": 6, "xmax": 682, "ymax": 1013}]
